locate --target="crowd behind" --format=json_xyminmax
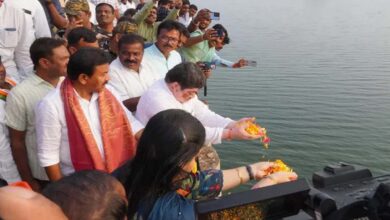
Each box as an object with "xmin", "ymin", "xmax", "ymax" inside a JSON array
[{"xmin": 0, "ymin": 0, "xmax": 298, "ymax": 219}]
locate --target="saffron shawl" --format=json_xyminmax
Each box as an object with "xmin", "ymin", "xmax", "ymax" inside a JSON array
[{"xmin": 61, "ymin": 78, "xmax": 136, "ymax": 172}]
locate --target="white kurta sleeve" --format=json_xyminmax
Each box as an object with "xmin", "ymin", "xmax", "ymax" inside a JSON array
[
  {"xmin": 192, "ymin": 97, "xmax": 234, "ymax": 145},
  {"xmin": 192, "ymin": 97, "xmax": 234, "ymax": 128},
  {"xmin": 212, "ymin": 52, "xmax": 234, "ymax": 68},
  {"xmin": 35, "ymin": 98, "xmax": 62, "ymax": 167}
]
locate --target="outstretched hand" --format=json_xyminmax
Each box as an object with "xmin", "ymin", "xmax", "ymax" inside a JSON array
[
  {"xmin": 226, "ymin": 117, "xmax": 262, "ymax": 140},
  {"xmin": 232, "ymin": 59, "xmax": 248, "ymax": 68},
  {"xmin": 251, "ymin": 171, "xmax": 298, "ymax": 189}
]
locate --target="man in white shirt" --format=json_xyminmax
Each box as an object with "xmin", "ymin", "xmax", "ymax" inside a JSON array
[
  {"xmin": 8, "ymin": 0, "xmax": 51, "ymax": 81},
  {"xmin": 36, "ymin": 48, "xmax": 144, "ymax": 181},
  {"xmin": 6, "ymin": 38, "xmax": 69, "ymax": 191},
  {"xmin": 136, "ymin": 62, "xmax": 261, "ymax": 146},
  {"xmin": 109, "ymin": 34, "xmax": 159, "ymax": 112},
  {"xmin": 143, "ymin": 20, "xmax": 182, "ymax": 79},
  {"xmin": 0, "ymin": 1, "xmax": 31, "ymax": 83}
]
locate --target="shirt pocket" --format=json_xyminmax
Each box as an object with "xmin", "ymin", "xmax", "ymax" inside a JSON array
[{"xmin": 0, "ymin": 28, "xmax": 18, "ymax": 48}]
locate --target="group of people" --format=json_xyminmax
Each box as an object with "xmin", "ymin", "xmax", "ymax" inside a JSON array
[{"xmin": 0, "ymin": 0, "xmax": 297, "ymax": 219}]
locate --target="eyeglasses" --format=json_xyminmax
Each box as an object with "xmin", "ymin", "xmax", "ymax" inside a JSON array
[{"xmin": 159, "ymin": 35, "xmax": 179, "ymax": 44}]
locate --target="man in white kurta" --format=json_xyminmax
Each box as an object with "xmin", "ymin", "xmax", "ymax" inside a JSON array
[
  {"xmin": 136, "ymin": 62, "xmax": 261, "ymax": 170},
  {"xmin": 142, "ymin": 20, "xmax": 183, "ymax": 78},
  {"xmin": 36, "ymin": 85, "xmax": 143, "ymax": 176},
  {"xmin": 108, "ymin": 34, "xmax": 159, "ymax": 110},
  {"xmin": 36, "ymin": 48, "xmax": 144, "ymax": 180},
  {"xmin": 109, "ymin": 58, "xmax": 156, "ymax": 100},
  {"xmin": 136, "ymin": 78, "xmax": 233, "ymax": 145}
]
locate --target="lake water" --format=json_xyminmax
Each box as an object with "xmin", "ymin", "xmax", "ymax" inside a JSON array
[{"xmin": 191, "ymin": 0, "xmax": 390, "ymax": 181}]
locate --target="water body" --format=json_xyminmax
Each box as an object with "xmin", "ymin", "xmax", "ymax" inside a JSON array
[{"xmin": 192, "ymin": 0, "xmax": 390, "ymax": 181}]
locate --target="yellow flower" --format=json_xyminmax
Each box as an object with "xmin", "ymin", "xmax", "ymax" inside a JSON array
[{"xmin": 266, "ymin": 159, "xmax": 293, "ymax": 175}]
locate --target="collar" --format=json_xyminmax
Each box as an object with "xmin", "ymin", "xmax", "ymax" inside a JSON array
[
  {"xmin": 31, "ymin": 73, "xmax": 56, "ymax": 87},
  {"xmin": 74, "ymin": 89, "xmax": 99, "ymax": 103},
  {"xmin": 151, "ymin": 43, "xmax": 172, "ymax": 60}
]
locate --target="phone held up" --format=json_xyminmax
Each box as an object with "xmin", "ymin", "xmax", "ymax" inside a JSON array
[
  {"xmin": 209, "ymin": 12, "xmax": 220, "ymax": 20},
  {"xmin": 246, "ymin": 60, "xmax": 258, "ymax": 67}
]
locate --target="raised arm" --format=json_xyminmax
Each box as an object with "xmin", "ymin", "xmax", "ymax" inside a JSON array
[{"xmin": 132, "ymin": 0, "xmax": 157, "ymax": 24}]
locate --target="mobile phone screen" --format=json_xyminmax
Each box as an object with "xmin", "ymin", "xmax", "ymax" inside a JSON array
[
  {"xmin": 246, "ymin": 60, "xmax": 258, "ymax": 67},
  {"xmin": 210, "ymin": 12, "xmax": 220, "ymax": 20}
]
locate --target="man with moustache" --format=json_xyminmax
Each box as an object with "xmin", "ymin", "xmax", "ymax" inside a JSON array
[
  {"xmin": 108, "ymin": 34, "xmax": 158, "ymax": 112},
  {"xmin": 36, "ymin": 48, "xmax": 144, "ymax": 181},
  {"xmin": 5, "ymin": 38, "xmax": 69, "ymax": 191},
  {"xmin": 142, "ymin": 20, "xmax": 182, "ymax": 78},
  {"xmin": 106, "ymin": 20, "xmax": 138, "ymax": 62}
]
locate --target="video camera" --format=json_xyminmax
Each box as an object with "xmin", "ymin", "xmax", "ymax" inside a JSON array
[{"xmin": 195, "ymin": 163, "xmax": 390, "ymax": 220}]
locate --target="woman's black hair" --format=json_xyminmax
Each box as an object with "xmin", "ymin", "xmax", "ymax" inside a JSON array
[{"xmin": 125, "ymin": 109, "xmax": 205, "ymax": 218}]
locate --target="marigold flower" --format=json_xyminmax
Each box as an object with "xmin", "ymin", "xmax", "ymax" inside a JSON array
[
  {"xmin": 244, "ymin": 121, "xmax": 271, "ymax": 149},
  {"xmin": 265, "ymin": 159, "xmax": 293, "ymax": 175}
]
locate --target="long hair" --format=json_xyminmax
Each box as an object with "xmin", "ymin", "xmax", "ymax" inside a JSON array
[{"xmin": 126, "ymin": 109, "xmax": 205, "ymax": 218}]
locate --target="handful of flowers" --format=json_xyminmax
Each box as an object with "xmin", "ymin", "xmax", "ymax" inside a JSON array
[
  {"xmin": 244, "ymin": 121, "xmax": 271, "ymax": 149},
  {"xmin": 265, "ymin": 159, "xmax": 293, "ymax": 175}
]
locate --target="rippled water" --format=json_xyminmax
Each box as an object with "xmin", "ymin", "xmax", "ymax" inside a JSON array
[{"xmin": 192, "ymin": 0, "xmax": 390, "ymax": 180}]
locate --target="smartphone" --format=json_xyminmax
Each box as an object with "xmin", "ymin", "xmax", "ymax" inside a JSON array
[
  {"xmin": 246, "ymin": 60, "xmax": 258, "ymax": 67},
  {"xmin": 209, "ymin": 12, "xmax": 220, "ymax": 20},
  {"xmin": 216, "ymin": 29, "xmax": 224, "ymax": 37},
  {"xmin": 199, "ymin": 62, "xmax": 216, "ymax": 70}
]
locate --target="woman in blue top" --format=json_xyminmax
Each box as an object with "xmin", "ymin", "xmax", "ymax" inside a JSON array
[{"xmin": 124, "ymin": 109, "xmax": 297, "ymax": 219}]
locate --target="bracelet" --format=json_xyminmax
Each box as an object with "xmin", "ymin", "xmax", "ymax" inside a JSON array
[
  {"xmin": 235, "ymin": 168, "xmax": 244, "ymax": 184},
  {"xmin": 246, "ymin": 165, "xmax": 255, "ymax": 180}
]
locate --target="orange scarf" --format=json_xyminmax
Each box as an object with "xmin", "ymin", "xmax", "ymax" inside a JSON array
[{"xmin": 61, "ymin": 78, "xmax": 136, "ymax": 173}]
